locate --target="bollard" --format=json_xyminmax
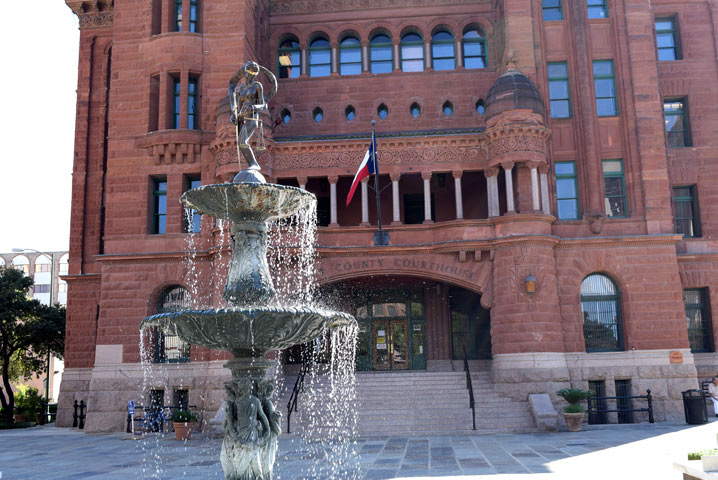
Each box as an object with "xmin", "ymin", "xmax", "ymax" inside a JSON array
[
  {"xmin": 127, "ymin": 413, "xmax": 132, "ymax": 433},
  {"xmin": 647, "ymin": 389, "xmax": 654, "ymax": 424},
  {"xmin": 40, "ymin": 401, "xmax": 46, "ymax": 425},
  {"xmin": 72, "ymin": 400, "xmax": 79, "ymax": 428},
  {"xmin": 79, "ymin": 400, "xmax": 86, "ymax": 429}
]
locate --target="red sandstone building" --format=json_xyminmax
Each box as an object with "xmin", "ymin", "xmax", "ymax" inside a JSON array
[{"xmin": 59, "ymin": 0, "xmax": 718, "ymax": 433}]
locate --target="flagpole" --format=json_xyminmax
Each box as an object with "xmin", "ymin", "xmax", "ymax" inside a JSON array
[{"xmin": 372, "ymin": 121, "xmax": 388, "ymax": 246}]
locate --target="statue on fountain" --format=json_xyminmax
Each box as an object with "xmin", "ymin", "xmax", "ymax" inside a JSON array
[
  {"xmin": 229, "ymin": 61, "xmax": 278, "ymax": 184},
  {"xmin": 221, "ymin": 378, "xmax": 282, "ymax": 480}
]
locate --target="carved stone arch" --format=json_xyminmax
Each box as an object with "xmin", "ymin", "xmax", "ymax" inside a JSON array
[
  {"xmin": 147, "ymin": 281, "xmax": 192, "ymax": 316},
  {"xmin": 428, "ymin": 19, "xmax": 458, "ymax": 38},
  {"xmin": 367, "ymin": 23, "xmax": 397, "ymax": 42},
  {"xmin": 398, "ymin": 23, "xmax": 427, "ymax": 40},
  {"xmin": 307, "ymin": 29, "xmax": 333, "ymax": 45},
  {"xmin": 272, "ymin": 29, "xmax": 302, "ymax": 48},
  {"xmin": 459, "ymin": 18, "xmax": 494, "ymax": 37},
  {"xmin": 318, "ymin": 270, "xmax": 483, "ymax": 296},
  {"xmin": 337, "ymin": 25, "xmax": 363, "ymax": 43}
]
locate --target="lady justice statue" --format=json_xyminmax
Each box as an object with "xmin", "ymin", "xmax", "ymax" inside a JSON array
[{"xmin": 229, "ymin": 61, "xmax": 278, "ymax": 183}]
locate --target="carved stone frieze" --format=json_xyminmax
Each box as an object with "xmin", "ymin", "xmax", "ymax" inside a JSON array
[
  {"xmin": 79, "ymin": 12, "xmax": 114, "ymax": 28},
  {"xmin": 66, "ymin": 1, "xmax": 114, "ymax": 29},
  {"xmin": 486, "ymin": 135, "xmax": 547, "ymax": 157},
  {"xmin": 270, "ymin": 0, "xmax": 482, "ymax": 15},
  {"xmin": 272, "ymin": 146, "xmax": 486, "ymax": 170}
]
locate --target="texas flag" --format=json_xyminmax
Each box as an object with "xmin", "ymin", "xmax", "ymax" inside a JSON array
[{"xmin": 345, "ymin": 137, "xmax": 377, "ymax": 206}]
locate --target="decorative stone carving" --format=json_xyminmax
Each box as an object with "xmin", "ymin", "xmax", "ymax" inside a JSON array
[
  {"xmin": 487, "ymin": 135, "xmax": 547, "ymax": 157},
  {"xmin": 66, "ymin": 1, "xmax": 114, "ymax": 29},
  {"xmin": 270, "ymin": 0, "xmax": 479, "ymax": 14}
]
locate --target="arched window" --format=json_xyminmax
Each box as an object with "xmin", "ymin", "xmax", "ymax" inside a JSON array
[
  {"xmin": 309, "ymin": 36, "xmax": 331, "ymax": 77},
  {"xmin": 432, "ymin": 30, "xmax": 455, "ymax": 70},
  {"xmin": 580, "ymin": 274, "xmax": 623, "ymax": 352},
  {"xmin": 401, "ymin": 32, "xmax": 424, "ymax": 72},
  {"xmin": 155, "ymin": 286, "xmax": 192, "ymax": 363},
  {"xmin": 278, "ymin": 37, "xmax": 301, "ymax": 79},
  {"xmin": 11, "ymin": 255, "xmax": 29, "ymax": 275},
  {"xmin": 345, "ymin": 105, "xmax": 356, "ymax": 121},
  {"xmin": 410, "ymin": 102, "xmax": 421, "ymax": 118},
  {"xmin": 463, "ymin": 28, "xmax": 487, "ymax": 69},
  {"xmin": 370, "ymin": 33, "xmax": 393, "ymax": 74},
  {"xmin": 0, "ymin": 258, "xmax": 5, "ymax": 268},
  {"xmin": 339, "ymin": 36, "xmax": 361, "ymax": 75}
]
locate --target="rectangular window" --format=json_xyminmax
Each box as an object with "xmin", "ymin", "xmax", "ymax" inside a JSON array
[
  {"xmin": 593, "ymin": 60, "xmax": 618, "ymax": 116},
  {"xmin": 684, "ymin": 289, "xmax": 712, "ymax": 353},
  {"xmin": 153, "ymin": 178, "xmax": 168, "ymax": 234},
  {"xmin": 615, "ymin": 379, "xmax": 633, "ymax": 424},
  {"xmin": 664, "ymin": 99, "xmax": 691, "ymax": 147},
  {"xmin": 542, "ymin": 0, "xmax": 563, "ymax": 21},
  {"xmin": 555, "ymin": 162, "xmax": 579, "ymax": 219},
  {"xmin": 172, "ymin": 77, "xmax": 181, "ymax": 129},
  {"xmin": 673, "ymin": 186, "xmax": 700, "ymax": 237},
  {"xmin": 184, "ymin": 177, "xmax": 201, "ymax": 233},
  {"xmin": 189, "ymin": 0, "xmax": 198, "ymax": 33},
  {"xmin": 547, "ymin": 62, "xmax": 571, "ymax": 118},
  {"xmin": 35, "ymin": 264, "xmax": 51, "ymax": 273},
  {"xmin": 602, "ymin": 159, "xmax": 627, "ymax": 217},
  {"xmin": 587, "ymin": 0, "xmax": 608, "ymax": 19},
  {"xmin": 174, "ymin": 0, "xmax": 182, "ymax": 32},
  {"xmin": 656, "ymin": 18, "xmax": 679, "ymax": 61},
  {"xmin": 188, "ymin": 77, "xmax": 198, "ymax": 130},
  {"xmin": 34, "ymin": 284, "xmax": 51, "ymax": 294}
]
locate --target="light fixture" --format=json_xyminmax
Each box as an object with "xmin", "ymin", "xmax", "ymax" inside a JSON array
[{"xmin": 525, "ymin": 272, "xmax": 537, "ymax": 298}]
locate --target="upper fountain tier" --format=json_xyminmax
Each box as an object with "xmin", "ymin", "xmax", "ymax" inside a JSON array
[{"xmin": 181, "ymin": 182, "xmax": 315, "ymax": 224}]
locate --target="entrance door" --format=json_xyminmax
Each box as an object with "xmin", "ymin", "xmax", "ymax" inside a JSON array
[{"xmin": 372, "ymin": 318, "xmax": 408, "ymax": 370}]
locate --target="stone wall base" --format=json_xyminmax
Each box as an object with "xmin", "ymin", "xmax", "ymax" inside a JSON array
[{"xmin": 491, "ymin": 349, "xmax": 698, "ymax": 423}]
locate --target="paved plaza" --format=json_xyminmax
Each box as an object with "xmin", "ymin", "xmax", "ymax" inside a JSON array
[{"xmin": 1, "ymin": 420, "xmax": 717, "ymax": 480}]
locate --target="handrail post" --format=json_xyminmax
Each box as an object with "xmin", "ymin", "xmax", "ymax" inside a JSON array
[
  {"xmin": 72, "ymin": 400, "xmax": 79, "ymax": 428},
  {"xmin": 646, "ymin": 389, "xmax": 654, "ymax": 424}
]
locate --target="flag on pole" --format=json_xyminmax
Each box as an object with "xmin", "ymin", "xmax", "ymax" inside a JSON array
[{"xmin": 346, "ymin": 136, "xmax": 377, "ymax": 206}]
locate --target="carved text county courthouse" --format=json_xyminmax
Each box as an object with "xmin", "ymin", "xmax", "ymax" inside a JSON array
[{"xmin": 59, "ymin": 0, "xmax": 718, "ymax": 433}]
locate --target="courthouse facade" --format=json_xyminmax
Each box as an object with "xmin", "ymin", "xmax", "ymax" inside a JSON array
[{"xmin": 60, "ymin": 0, "xmax": 718, "ymax": 431}]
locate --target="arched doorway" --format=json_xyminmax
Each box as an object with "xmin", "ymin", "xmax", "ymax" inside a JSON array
[{"xmin": 316, "ymin": 276, "xmax": 490, "ymax": 371}]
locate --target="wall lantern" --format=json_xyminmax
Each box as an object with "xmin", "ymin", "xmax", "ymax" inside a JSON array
[{"xmin": 525, "ymin": 272, "xmax": 537, "ymax": 298}]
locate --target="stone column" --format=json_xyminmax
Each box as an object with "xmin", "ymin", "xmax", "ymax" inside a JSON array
[
  {"xmin": 486, "ymin": 167, "xmax": 500, "ymax": 217},
  {"xmin": 361, "ymin": 178, "xmax": 370, "ymax": 226},
  {"xmin": 182, "ymin": 0, "xmax": 191, "ymax": 31},
  {"xmin": 453, "ymin": 170, "xmax": 464, "ymax": 220},
  {"xmin": 529, "ymin": 163, "xmax": 540, "ymax": 211},
  {"xmin": 503, "ymin": 163, "xmax": 515, "ymax": 213},
  {"xmin": 331, "ymin": 43, "xmax": 338, "ymax": 74},
  {"xmin": 424, "ymin": 41, "xmax": 432, "ymax": 70},
  {"xmin": 391, "ymin": 173, "xmax": 401, "ymax": 225},
  {"xmin": 158, "ymin": 71, "xmax": 170, "ymax": 129},
  {"xmin": 297, "ymin": 176, "xmax": 307, "ymax": 191},
  {"xmin": 328, "ymin": 176, "xmax": 339, "ymax": 227},
  {"xmin": 539, "ymin": 165, "xmax": 551, "ymax": 215},
  {"xmin": 455, "ymin": 39, "xmax": 463, "ymax": 67},
  {"xmin": 300, "ymin": 45, "xmax": 308, "ymax": 76},
  {"xmin": 422, "ymin": 171, "xmax": 433, "ymax": 223},
  {"xmin": 362, "ymin": 42, "xmax": 369, "ymax": 72},
  {"xmin": 393, "ymin": 42, "xmax": 400, "ymax": 71}
]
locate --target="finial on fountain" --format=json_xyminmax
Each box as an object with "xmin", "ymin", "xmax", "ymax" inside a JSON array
[{"xmin": 229, "ymin": 61, "xmax": 278, "ymax": 184}]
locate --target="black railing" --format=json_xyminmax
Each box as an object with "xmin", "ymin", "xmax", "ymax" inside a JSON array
[
  {"xmin": 463, "ymin": 346, "xmax": 476, "ymax": 430},
  {"xmin": 286, "ymin": 363, "xmax": 309, "ymax": 434},
  {"xmin": 38, "ymin": 402, "xmax": 57, "ymax": 425},
  {"xmin": 587, "ymin": 389, "xmax": 654, "ymax": 424},
  {"xmin": 72, "ymin": 400, "xmax": 87, "ymax": 429}
]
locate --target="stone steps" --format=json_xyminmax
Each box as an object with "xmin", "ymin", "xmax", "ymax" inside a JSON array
[{"xmin": 276, "ymin": 369, "xmax": 534, "ymax": 436}]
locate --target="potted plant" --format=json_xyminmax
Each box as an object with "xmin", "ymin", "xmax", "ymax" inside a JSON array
[
  {"xmin": 556, "ymin": 388, "xmax": 591, "ymax": 432},
  {"xmin": 171, "ymin": 409, "xmax": 198, "ymax": 440},
  {"xmin": 688, "ymin": 449, "xmax": 718, "ymax": 471}
]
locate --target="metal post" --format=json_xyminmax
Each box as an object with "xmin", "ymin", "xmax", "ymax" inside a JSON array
[
  {"xmin": 372, "ymin": 121, "xmax": 389, "ymax": 246},
  {"xmin": 72, "ymin": 400, "xmax": 79, "ymax": 427},
  {"xmin": 79, "ymin": 400, "xmax": 86, "ymax": 429},
  {"xmin": 646, "ymin": 389, "xmax": 654, "ymax": 424}
]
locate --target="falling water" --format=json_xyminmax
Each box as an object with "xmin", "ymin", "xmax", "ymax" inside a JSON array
[{"xmin": 183, "ymin": 208, "xmax": 200, "ymax": 308}]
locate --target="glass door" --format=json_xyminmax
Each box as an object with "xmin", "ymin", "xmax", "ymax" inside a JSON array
[
  {"xmin": 372, "ymin": 318, "xmax": 408, "ymax": 370},
  {"xmin": 373, "ymin": 320, "xmax": 390, "ymax": 370},
  {"xmin": 390, "ymin": 319, "xmax": 408, "ymax": 370}
]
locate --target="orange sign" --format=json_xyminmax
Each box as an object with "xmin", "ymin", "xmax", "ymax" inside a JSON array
[{"xmin": 669, "ymin": 351, "xmax": 683, "ymax": 364}]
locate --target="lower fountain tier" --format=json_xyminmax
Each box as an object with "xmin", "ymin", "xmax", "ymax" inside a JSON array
[{"xmin": 141, "ymin": 306, "xmax": 356, "ymax": 357}]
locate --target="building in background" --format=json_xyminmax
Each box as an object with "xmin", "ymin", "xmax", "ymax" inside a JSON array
[
  {"xmin": 60, "ymin": 0, "xmax": 718, "ymax": 433},
  {"xmin": 0, "ymin": 251, "xmax": 68, "ymax": 403}
]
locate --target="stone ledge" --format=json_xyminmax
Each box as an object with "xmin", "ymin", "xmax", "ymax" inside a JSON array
[{"xmin": 675, "ymin": 460, "xmax": 718, "ymax": 480}]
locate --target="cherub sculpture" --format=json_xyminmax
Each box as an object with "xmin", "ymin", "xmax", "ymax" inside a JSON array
[{"xmin": 228, "ymin": 61, "xmax": 278, "ymax": 183}]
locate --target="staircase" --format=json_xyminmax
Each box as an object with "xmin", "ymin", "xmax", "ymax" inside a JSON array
[{"xmin": 277, "ymin": 369, "xmax": 534, "ymax": 436}]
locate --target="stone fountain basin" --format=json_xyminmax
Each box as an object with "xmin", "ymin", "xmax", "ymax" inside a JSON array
[
  {"xmin": 141, "ymin": 307, "xmax": 356, "ymax": 357},
  {"xmin": 181, "ymin": 183, "xmax": 315, "ymax": 223}
]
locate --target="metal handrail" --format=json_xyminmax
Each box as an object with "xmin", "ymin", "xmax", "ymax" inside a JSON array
[
  {"xmin": 463, "ymin": 346, "xmax": 476, "ymax": 430},
  {"xmin": 286, "ymin": 362, "xmax": 308, "ymax": 434},
  {"xmin": 587, "ymin": 389, "xmax": 654, "ymax": 424}
]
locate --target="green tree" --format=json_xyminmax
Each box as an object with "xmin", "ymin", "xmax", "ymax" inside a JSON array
[{"xmin": 0, "ymin": 267, "xmax": 65, "ymax": 424}]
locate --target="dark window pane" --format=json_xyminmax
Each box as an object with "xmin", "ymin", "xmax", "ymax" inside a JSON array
[{"xmin": 657, "ymin": 33, "xmax": 675, "ymax": 48}]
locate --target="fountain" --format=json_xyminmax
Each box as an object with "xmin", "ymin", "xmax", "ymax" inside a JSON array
[{"xmin": 141, "ymin": 61, "xmax": 357, "ymax": 480}]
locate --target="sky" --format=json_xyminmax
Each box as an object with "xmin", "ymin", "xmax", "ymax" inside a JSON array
[{"xmin": 0, "ymin": 2, "xmax": 80, "ymax": 254}]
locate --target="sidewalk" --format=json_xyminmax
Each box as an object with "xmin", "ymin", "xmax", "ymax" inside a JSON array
[{"xmin": 0, "ymin": 420, "xmax": 716, "ymax": 479}]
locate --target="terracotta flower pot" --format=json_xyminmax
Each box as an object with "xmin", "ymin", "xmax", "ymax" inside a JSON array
[
  {"xmin": 563, "ymin": 412, "xmax": 584, "ymax": 432},
  {"xmin": 174, "ymin": 421, "xmax": 194, "ymax": 441}
]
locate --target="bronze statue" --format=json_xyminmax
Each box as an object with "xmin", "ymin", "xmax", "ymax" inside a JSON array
[{"xmin": 229, "ymin": 61, "xmax": 278, "ymax": 183}]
